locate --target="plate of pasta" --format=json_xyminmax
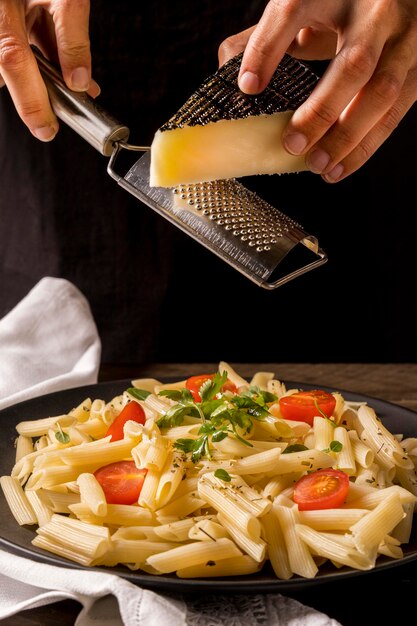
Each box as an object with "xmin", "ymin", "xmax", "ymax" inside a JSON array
[{"xmin": 1, "ymin": 361, "xmax": 417, "ymax": 592}]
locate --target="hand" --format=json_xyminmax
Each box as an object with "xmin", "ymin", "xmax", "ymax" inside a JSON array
[
  {"xmin": 0, "ymin": 0, "xmax": 99, "ymax": 141},
  {"xmin": 219, "ymin": 0, "xmax": 417, "ymax": 182}
]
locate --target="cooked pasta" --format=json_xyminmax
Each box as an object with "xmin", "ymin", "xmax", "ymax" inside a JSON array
[{"xmin": 1, "ymin": 362, "xmax": 417, "ymax": 581}]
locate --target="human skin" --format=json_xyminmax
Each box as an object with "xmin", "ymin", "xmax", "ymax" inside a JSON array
[
  {"xmin": 0, "ymin": 0, "xmax": 98, "ymax": 142},
  {"xmin": 218, "ymin": 0, "xmax": 417, "ymax": 182}
]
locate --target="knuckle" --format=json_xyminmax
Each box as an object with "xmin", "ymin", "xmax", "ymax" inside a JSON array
[
  {"xmin": 54, "ymin": 0, "xmax": 89, "ymax": 10},
  {"xmin": 331, "ymin": 125, "xmax": 356, "ymax": 153},
  {"xmin": 63, "ymin": 41, "xmax": 90, "ymax": 58},
  {"xmin": 303, "ymin": 98, "xmax": 339, "ymax": 129},
  {"xmin": 380, "ymin": 105, "xmax": 402, "ymax": 134},
  {"xmin": 218, "ymin": 36, "xmax": 240, "ymax": 58},
  {"xmin": 16, "ymin": 100, "xmax": 44, "ymax": 119},
  {"xmin": 356, "ymin": 138, "xmax": 374, "ymax": 163},
  {"xmin": 372, "ymin": 70, "xmax": 403, "ymax": 105},
  {"xmin": 269, "ymin": 0, "xmax": 301, "ymax": 20},
  {"xmin": 338, "ymin": 45, "xmax": 377, "ymax": 82},
  {"xmin": 0, "ymin": 37, "xmax": 28, "ymax": 70}
]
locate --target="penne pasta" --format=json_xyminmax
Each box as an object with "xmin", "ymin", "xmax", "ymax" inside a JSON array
[{"xmin": 1, "ymin": 362, "xmax": 416, "ymax": 582}]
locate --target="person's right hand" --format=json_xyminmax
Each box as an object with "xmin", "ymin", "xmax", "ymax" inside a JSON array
[
  {"xmin": 219, "ymin": 0, "xmax": 417, "ymax": 183},
  {"xmin": 0, "ymin": 0, "xmax": 99, "ymax": 142}
]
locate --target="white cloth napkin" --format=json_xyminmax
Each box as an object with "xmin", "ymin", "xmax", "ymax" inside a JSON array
[
  {"xmin": 0, "ymin": 277, "xmax": 342, "ymax": 626},
  {"xmin": 0, "ymin": 276, "xmax": 101, "ymax": 410}
]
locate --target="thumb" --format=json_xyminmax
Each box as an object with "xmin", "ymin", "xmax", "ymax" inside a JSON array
[{"xmin": 52, "ymin": 0, "xmax": 91, "ymax": 91}]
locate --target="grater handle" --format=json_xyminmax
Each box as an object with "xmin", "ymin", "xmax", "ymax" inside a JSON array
[{"xmin": 32, "ymin": 46, "xmax": 130, "ymax": 156}]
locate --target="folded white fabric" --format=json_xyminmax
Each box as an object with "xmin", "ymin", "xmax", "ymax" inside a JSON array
[
  {"xmin": 0, "ymin": 277, "xmax": 342, "ymax": 626},
  {"xmin": 0, "ymin": 276, "xmax": 101, "ymax": 410}
]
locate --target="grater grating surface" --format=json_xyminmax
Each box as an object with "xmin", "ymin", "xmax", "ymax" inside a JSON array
[{"xmin": 121, "ymin": 152, "xmax": 327, "ymax": 289}]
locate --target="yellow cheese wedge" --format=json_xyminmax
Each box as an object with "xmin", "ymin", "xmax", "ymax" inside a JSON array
[
  {"xmin": 150, "ymin": 53, "xmax": 319, "ymax": 188},
  {"xmin": 150, "ymin": 111, "xmax": 307, "ymax": 187}
]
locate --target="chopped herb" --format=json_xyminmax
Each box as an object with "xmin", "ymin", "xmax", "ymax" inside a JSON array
[
  {"xmin": 159, "ymin": 388, "xmax": 194, "ymax": 403},
  {"xmin": 214, "ymin": 469, "xmax": 232, "ymax": 482},
  {"xmin": 247, "ymin": 385, "xmax": 278, "ymax": 404},
  {"xmin": 174, "ymin": 435, "xmax": 211, "ymax": 463},
  {"xmin": 322, "ymin": 440, "xmax": 343, "ymax": 453},
  {"xmin": 329, "ymin": 440, "xmax": 343, "ymax": 453},
  {"xmin": 55, "ymin": 423, "xmax": 70, "ymax": 444},
  {"xmin": 201, "ymin": 371, "xmax": 228, "ymax": 401},
  {"xmin": 126, "ymin": 387, "xmax": 151, "ymax": 401},
  {"xmin": 283, "ymin": 443, "xmax": 309, "ymax": 454}
]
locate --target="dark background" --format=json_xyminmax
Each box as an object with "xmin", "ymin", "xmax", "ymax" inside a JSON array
[{"xmin": 1, "ymin": 1, "xmax": 416, "ymax": 365}]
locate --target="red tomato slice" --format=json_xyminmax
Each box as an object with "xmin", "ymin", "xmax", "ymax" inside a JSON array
[
  {"xmin": 94, "ymin": 460, "xmax": 147, "ymax": 504},
  {"xmin": 293, "ymin": 468, "xmax": 349, "ymax": 511},
  {"xmin": 279, "ymin": 390, "xmax": 336, "ymax": 426},
  {"xmin": 185, "ymin": 374, "xmax": 238, "ymax": 402},
  {"xmin": 105, "ymin": 401, "xmax": 146, "ymax": 441}
]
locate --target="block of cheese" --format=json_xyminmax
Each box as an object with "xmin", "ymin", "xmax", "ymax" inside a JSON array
[{"xmin": 150, "ymin": 53, "xmax": 320, "ymax": 187}]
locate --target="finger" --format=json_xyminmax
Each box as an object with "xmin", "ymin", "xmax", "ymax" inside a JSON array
[
  {"xmin": 0, "ymin": 0, "xmax": 58, "ymax": 140},
  {"xmin": 322, "ymin": 74, "xmax": 417, "ymax": 183},
  {"xmin": 282, "ymin": 23, "xmax": 389, "ymax": 157},
  {"xmin": 51, "ymin": 0, "xmax": 92, "ymax": 91},
  {"xmin": 305, "ymin": 38, "xmax": 412, "ymax": 176},
  {"xmin": 30, "ymin": 9, "xmax": 100, "ymax": 98},
  {"xmin": 288, "ymin": 27, "xmax": 338, "ymax": 60},
  {"xmin": 218, "ymin": 26, "xmax": 256, "ymax": 67},
  {"xmin": 237, "ymin": 1, "xmax": 307, "ymax": 94}
]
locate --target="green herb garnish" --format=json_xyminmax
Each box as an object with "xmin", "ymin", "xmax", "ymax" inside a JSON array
[
  {"xmin": 282, "ymin": 443, "xmax": 309, "ymax": 454},
  {"xmin": 55, "ymin": 423, "xmax": 70, "ymax": 444},
  {"xmin": 127, "ymin": 387, "xmax": 151, "ymax": 401},
  {"xmin": 157, "ymin": 372, "xmax": 275, "ymax": 462},
  {"xmin": 322, "ymin": 440, "xmax": 343, "ymax": 453},
  {"xmin": 214, "ymin": 469, "xmax": 232, "ymax": 482}
]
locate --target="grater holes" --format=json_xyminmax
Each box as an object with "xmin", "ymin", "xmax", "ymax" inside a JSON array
[{"xmin": 173, "ymin": 178, "xmax": 303, "ymax": 254}]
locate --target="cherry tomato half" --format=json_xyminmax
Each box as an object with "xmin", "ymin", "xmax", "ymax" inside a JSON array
[
  {"xmin": 279, "ymin": 390, "xmax": 336, "ymax": 426},
  {"xmin": 293, "ymin": 468, "xmax": 350, "ymax": 511},
  {"xmin": 185, "ymin": 374, "xmax": 238, "ymax": 402},
  {"xmin": 105, "ymin": 401, "xmax": 146, "ymax": 441},
  {"xmin": 94, "ymin": 460, "xmax": 147, "ymax": 504}
]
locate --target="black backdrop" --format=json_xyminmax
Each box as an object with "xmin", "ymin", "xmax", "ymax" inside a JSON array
[{"xmin": 1, "ymin": 1, "xmax": 417, "ymax": 364}]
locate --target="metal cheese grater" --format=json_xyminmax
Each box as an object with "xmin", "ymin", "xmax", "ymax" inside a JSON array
[{"xmin": 33, "ymin": 47, "xmax": 327, "ymax": 289}]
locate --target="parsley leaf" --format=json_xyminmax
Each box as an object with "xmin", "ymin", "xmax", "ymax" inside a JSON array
[
  {"xmin": 200, "ymin": 371, "xmax": 228, "ymax": 402},
  {"xmin": 156, "ymin": 404, "xmax": 198, "ymax": 428},
  {"xmin": 174, "ymin": 435, "xmax": 210, "ymax": 463},
  {"xmin": 231, "ymin": 394, "xmax": 269, "ymax": 418},
  {"xmin": 248, "ymin": 386, "xmax": 278, "ymax": 404},
  {"xmin": 127, "ymin": 387, "xmax": 151, "ymax": 401},
  {"xmin": 159, "ymin": 388, "xmax": 194, "ymax": 403}
]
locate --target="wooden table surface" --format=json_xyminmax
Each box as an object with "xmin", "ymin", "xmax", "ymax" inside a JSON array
[{"xmin": 2, "ymin": 362, "xmax": 417, "ymax": 626}]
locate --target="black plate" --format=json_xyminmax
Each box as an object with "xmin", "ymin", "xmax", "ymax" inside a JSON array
[{"xmin": 1, "ymin": 378, "xmax": 417, "ymax": 593}]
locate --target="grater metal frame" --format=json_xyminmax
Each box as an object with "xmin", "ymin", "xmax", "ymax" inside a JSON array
[{"xmin": 108, "ymin": 147, "xmax": 327, "ymax": 289}]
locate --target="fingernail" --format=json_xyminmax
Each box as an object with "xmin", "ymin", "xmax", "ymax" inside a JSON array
[
  {"xmin": 323, "ymin": 163, "xmax": 344, "ymax": 183},
  {"xmin": 70, "ymin": 66, "xmax": 90, "ymax": 91},
  {"xmin": 33, "ymin": 125, "xmax": 58, "ymax": 142},
  {"xmin": 307, "ymin": 149, "xmax": 330, "ymax": 173},
  {"xmin": 88, "ymin": 80, "xmax": 101, "ymax": 98},
  {"xmin": 239, "ymin": 71, "xmax": 259, "ymax": 94},
  {"xmin": 283, "ymin": 132, "xmax": 308, "ymax": 155}
]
